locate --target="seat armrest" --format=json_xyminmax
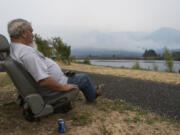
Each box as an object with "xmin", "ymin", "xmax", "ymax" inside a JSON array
[
  {"xmin": 25, "ymin": 94, "xmax": 53, "ymax": 115},
  {"xmin": 45, "ymin": 88, "xmax": 79, "ymax": 108}
]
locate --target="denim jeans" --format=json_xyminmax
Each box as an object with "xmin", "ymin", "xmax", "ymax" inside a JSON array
[{"xmin": 68, "ymin": 73, "xmax": 97, "ymax": 102}]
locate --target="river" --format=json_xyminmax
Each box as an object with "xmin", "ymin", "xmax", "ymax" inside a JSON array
[{"xmin": 79, "ymin": 60, "xmax": 180, "ymax": 73}]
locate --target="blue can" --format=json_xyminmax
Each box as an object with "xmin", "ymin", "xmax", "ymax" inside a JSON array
[{"xmin": 58, "ymin": 119, "xmax": 66, "ymax": 133}]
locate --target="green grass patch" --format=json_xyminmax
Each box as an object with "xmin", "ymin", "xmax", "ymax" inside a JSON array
[
  {"xmin": 99, "ymin": 125, "xmax": 113, "ymax": 135},
  {"xmin": 97, "ymin": 98, "xmax": 150, "ymax": 115},
  {"xmin": 145, "ymin": 117, "xmax": 155, "ymax": 125},
  {"xmin": 123, "ymin": 115, "xmax": 143, "ymax": 123},
  {"xmin": 136, "ymin": 107, "xmax": 149, "ymax": 116},
  {"xmin": 0, "ymin": 75, "xmax": 12, "ymax": 87},
  {"xmin": 74, "ymin": 59, "xmax": 91, "ymax": 65},
  {"xmin": 158, "ymin": 114, "xmax": 180, "ymax": 124},
  {"xmin": 108, "ymin": 99, "xmax": 148, "ymax": 114},
  {"xmin": 69, "ymin": 112, "xmax": 92, "ymax": 126}
]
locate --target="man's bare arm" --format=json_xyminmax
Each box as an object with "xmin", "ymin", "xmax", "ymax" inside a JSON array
[{"xmin": 38, "ymin": 77, "xmax": 77, "ymax": 91}]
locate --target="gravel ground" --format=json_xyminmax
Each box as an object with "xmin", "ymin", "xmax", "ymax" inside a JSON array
[{"xmin": 71, "ymin": 71, "xmax": 180, "ymax": 120}]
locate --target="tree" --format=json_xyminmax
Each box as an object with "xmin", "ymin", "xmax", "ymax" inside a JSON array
[
  {"xmin": 164, "ymin": 47, "xmax": 174, "ymax": 72},
  {"xmin": 34, "ymin": 34, "xmax": 53, "ymax": 57},
  {"xmin": 172, "ymin": 51, "xmax": 180, "ymax": 61},
  {"xmin": 143, "ymin": 49, "xmax": 157, "ymax": 58},
  {"xmin": 112, "ymin": 54, "xmax": 116, "ymax": 58},
  {"xmin": 34, "ymin": 34, "xmax": 72, "ymax": 64},
  {"xmin": 51, "ymin": 37, "xmax": 71, "ymax": 64}
]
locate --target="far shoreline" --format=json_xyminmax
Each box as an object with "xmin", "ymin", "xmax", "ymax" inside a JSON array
[{"xmin": 74, "ymin": 57, "xmax": 180, "ymax": 61}]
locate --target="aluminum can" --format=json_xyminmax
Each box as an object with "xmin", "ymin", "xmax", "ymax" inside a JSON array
[{"xmin": 58, "ymin": 119, "xmax": 66, "ymax": 133}]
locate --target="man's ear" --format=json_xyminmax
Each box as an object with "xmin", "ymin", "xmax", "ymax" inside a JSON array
[{"xmin": 21, "ymin": 30, "xmax": 27, "ymax": 38}]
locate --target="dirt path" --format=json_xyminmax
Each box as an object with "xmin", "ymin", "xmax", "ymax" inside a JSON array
[{"xmin": 85, "ymin": 72, "xmax": 180, "ymax": 120}]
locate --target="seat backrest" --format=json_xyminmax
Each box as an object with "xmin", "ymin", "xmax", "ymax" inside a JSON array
[
  {"xmin": 0, "ymin": 35, "xmax": 79, "ymax": 118},
  {"xmin": 0, "ymin": 34, "xmax": 50, "ymax": 97}
]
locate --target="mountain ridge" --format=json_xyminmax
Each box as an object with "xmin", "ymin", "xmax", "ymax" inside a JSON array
[{"xmin": 67, "ymin": 27, "xmax": 180, "ymax": 57}]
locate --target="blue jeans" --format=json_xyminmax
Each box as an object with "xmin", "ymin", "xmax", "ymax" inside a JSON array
[{"xmin": 68, "ymin": 73, "xmax": 97, "ymax": 102}]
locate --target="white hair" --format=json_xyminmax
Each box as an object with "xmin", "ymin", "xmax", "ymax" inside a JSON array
[{"xmin": 7, "ymin": 19, "xmax": 31, "ymax": 39}]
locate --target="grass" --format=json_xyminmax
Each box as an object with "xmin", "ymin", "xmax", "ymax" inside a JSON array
[
  {"xmin": 69, "ymin": 111, "xmax": 92, "ymax": 126},
  {"xmin": 123, "ymin": 114, "xmax": 143, "ymax": 123},
  {"xmin": 74, "ymin": 59, "xmax": 91, "ymax": 65},
  {"xmin": 1, "ymin": 71, "xmax": 180, "ymax": 134},
  {"xmin": 0, "ymin": 74, "xmax": 12, "ymax": 87},
  {"xmin": 98, "ymin": 125, "xmax": 113, "ymax": 135},
  {"xmin": 97, "ymin": 98, "xmax": 149, "ymax": 115},
  {"xmin": 96, "ymin": 97, "xmax": 180, "ymax": 126},
  {"xmin": 145, "ymin": 117, "xmax": 155, "ymax": 125}
]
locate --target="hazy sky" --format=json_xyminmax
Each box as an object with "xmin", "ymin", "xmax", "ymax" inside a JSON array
[{"xmin": 0, "ymin": 0, "xmax": 180, "ymax": 50}]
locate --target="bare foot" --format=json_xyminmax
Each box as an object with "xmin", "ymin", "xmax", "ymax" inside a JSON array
[{"xmin": 96, "ymin": 84, "xmax": 104, "ymax": 96}]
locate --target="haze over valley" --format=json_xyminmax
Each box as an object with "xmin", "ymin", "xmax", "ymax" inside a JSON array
[{"xmin": 66, "ymin": 27, "xmax": 180, "ymax": 57}]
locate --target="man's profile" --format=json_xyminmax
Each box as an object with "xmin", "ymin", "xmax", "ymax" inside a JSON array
[{"xmin": 8, "ymin": 18, "xmax": 104, "ymax": 102}]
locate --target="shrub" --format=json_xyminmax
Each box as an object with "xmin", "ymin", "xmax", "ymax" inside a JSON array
[
  {"xmin": 132, "ymin": 61, "xmax": 141, "ymax": 69},
  {"xmin": 153, "ymin": 62, "xmax": 158, "ymax": 71},
  {"xmin": 83, "ymin": 59, "xmax": 91, "ymax": 65},
  {"xmin": 164, "ymin": 47, "xmax": 174, "ymax": 72}
]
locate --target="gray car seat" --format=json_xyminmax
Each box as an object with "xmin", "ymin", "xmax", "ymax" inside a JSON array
[{"xmin": 0, "ymin": 34, "xmax": 79, "ymax": 121}]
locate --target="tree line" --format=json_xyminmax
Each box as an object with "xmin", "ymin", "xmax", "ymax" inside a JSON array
[
  {"xmin": 142, "ymin": 48, "xmax": 178, "ymax": 72},
  {"xmin": 142, "ymin": 49, "xmax": 180, "ymax": 61}
]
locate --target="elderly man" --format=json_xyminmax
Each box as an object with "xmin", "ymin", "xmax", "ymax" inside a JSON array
[{"xmin": 8, "ymin": 18, "xmax": 103, "ymax": 102}]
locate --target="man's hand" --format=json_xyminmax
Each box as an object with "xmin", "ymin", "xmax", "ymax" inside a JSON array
[
  {"xmin": 62, "ymin": 84, "xmax": 78, "ymax": 91},
  {"xmin": 39, "ymin": 77, "xmax": 78, "ymax": 92}
]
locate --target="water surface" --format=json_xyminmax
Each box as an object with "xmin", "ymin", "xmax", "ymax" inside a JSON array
[{"xmin": 81, "ymin": 60, "xmax": 180, "ymax": 73}]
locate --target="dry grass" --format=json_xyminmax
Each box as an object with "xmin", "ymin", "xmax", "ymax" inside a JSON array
[
  {"xmin": 0, "ymin": 86, "xmax": 180, "ymax": 135},
  {"xmin": 1, "ymin": 63, "xmax": 180, "ymax": 135},
  {"xmin": 59, "ymin": 62, "xmax": 180, "ymax": 85}
]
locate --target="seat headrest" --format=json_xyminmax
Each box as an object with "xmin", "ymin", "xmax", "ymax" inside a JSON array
[{"xmin": 0, "ymin": 35, "xmax": 10, "ymax": 52}]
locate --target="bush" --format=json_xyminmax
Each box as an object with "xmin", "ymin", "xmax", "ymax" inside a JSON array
[
  {"xmin": 164, "ymin": 47, "xmax": 174, "ymax": 72},
  {"xmin": 132, "ymin": 61, "xmax": 141, "ymax": 69},
  {"xmin": 83, "ymin": 59, "xmax": 91, "ymax": 65},
  {"xmin": 153, "ymin": 62, "xmax": 158, "ymax": 71},
  {"xmin": 74, "ymin": 58, "xmax": 91, "ymax": 65}
]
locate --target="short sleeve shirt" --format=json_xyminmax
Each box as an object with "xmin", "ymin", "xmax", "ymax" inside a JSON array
[{"xmin": 10, "ymin": 43, "xmax": 68, "ymax": 85}]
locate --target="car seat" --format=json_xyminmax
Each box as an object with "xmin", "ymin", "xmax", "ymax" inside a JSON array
[{"xmin": 0, "ymin": 34, "xmax": 79, "ymax": 121}]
